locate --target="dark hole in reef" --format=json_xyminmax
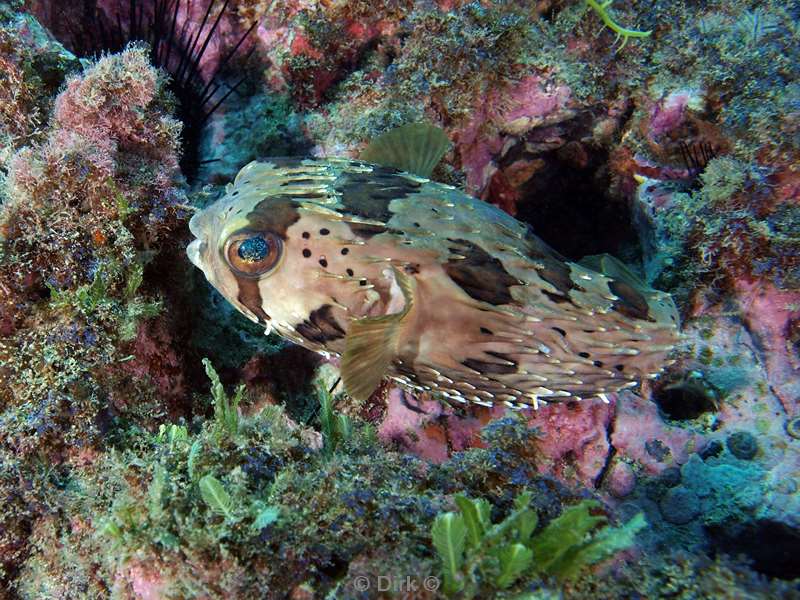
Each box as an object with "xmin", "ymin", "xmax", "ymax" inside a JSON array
[
  {"xmin": 652, "ymin": 380, "xmax": 717, "ymax": 421},
  {"xmin": 314, "ymin": 550, "xmax": 350, "ymax": 580},
  {"xmin": 497, "ymin": 113, "xmax": 639, "ymax": 261},
  {"xmin": 706, "ymin": 520, "xmax": 800, "ymax": 580}
]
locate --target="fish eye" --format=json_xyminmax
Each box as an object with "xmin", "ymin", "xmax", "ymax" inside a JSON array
[{"xmin": 224, "ymin": 231, "xmax": 282, "ymax": 277}]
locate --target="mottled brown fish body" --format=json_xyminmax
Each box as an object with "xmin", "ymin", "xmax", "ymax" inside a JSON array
[{"xmin": 188, "ymin": 158, "xmax": 679, "ymax": 408}]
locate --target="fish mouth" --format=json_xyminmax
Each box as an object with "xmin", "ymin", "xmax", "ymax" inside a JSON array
[
  {"xmin": 188, "ymin": 210, "xmax": 206, "ymax": 238},
  {"xmin": 186, "ymin": 238, "xmax": 204, "ymax": 269}
]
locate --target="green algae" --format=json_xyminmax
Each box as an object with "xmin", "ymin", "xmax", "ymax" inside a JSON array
[{"xmin": 433, "ymin": 492, "xmax": 645, "ymax": 596}]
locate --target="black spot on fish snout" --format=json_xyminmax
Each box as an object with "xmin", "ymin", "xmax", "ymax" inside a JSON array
[
  {"xmin": 295, "ymin": 304, "xmax": 345, "ymax": 345},
  {"xmin": 609, "ymin": 280, "xmax": 653, "ymax": 321},
  {"xmin": 302, "ymin": 249, "xmax": 312, "ymax": 258},
  {"xmin": 463, "ymin": 351, "xmax": 518, "ymax": 375},
  {"xmin": 443, "ymin": 239, "xmax": 522, "ymax": 306}
]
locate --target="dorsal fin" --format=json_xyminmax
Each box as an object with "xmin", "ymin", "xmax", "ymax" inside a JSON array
[
  {"xmin": 579, "ymin": 253, "xmax": 649, "ymax": 290},
  {"xmin": 341, "ymin": 268, "xmax": 416, "ymax": 401},
  {"xmin": 580, "ymin": 253, "xmax": 680, "ymax": 327},
  {"xmin": 360, "ymin": 123, "xmax": 450, "ymax": 178}
]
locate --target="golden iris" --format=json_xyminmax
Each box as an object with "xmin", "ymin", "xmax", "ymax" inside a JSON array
[{"xmin": 225, "ymin": 231, "xmax": 282, "ymax": 277}]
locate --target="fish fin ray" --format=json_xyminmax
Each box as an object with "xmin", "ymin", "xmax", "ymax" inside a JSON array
[
  {"xmin": 578, "ymin": 253, "xmax": 647, "ymax": 289},
  {"xmin": 341, "ymin": 268, "xmax": 416, "ymax": 401},
  {"xmin": 578, "ymin": 254, "xmax": 680, "ymax": 328},
  {"xmin": 360, "ymin": 123, "xmax": 450, "ymax": 178}
]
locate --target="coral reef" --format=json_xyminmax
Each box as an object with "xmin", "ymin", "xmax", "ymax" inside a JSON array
[
  {"xmin": 1, "ymin": 0, "xmax": 799, "ymax": 596},
  {"xmin": 0, "ymin": 32, "xmax": 188, "ymax": 583},
  {"xmin": 12, "ymin": 380, "xmax": 642, "ymax": 598}
]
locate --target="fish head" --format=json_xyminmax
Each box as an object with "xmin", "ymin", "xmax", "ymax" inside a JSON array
[{"xmin": 186, "ymin": 174, "xmax": 348, "ymax": 330}]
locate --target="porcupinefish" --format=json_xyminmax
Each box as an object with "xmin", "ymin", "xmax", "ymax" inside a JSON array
[{"xmin": 187, "ymin": 124, "xmax": 680, "ymax": 409}]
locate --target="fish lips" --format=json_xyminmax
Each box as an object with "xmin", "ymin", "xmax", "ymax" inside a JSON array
[
  {"xmin": 186, "ymin": 238, "xmax": 204, "ymax": 270},
  {"xmin": 187, "ymin": 209, "xmax": 211, "ymax": 270}
]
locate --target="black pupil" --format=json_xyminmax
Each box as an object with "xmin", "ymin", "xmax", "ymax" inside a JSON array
[{"xmin": 238, "ymin": 236, "xmax": 269, "ymax": 262}]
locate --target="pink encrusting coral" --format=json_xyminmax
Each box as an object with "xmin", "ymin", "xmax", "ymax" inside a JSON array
[
  {"xmin": 457, "ymin": 74, "xmax": 573, "ymax": 199},
  {"xmin": 379, "ymin": 389, "xmax": 615, "ymax": 489},
  {"xmin": 732, "ymin": 280, "xmax": 800, "ymax": 416}
]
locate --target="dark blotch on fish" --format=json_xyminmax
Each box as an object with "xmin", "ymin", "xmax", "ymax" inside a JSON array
[
  {"xmin": 609, "ymin": 280, "xmax": 653, "ymax": 321},
  {"xmin": 335, "ymin": 166, "xmax": 421, "ymax": 222},
  {"xmin": 296, "ymin": 304, "xmax": 346, "ymax": 344},
  {"xmin": 235, "ymin": 276, "xmax": 271, "ymax": 324},
  {"xmin": 542, "ymin": 290, "xmax": 572, "ymax": 305},
  {"xmin": 280, "ymin": 178, "xmax": 319, "ymax": 186},
  {"xmin": 537, "ymin": 260, "xmax": 585, "ymax": 297},
  {"xmin": 246, "ymin": 197, "xmax": 301, "ymax": 240},
  {"xmin": 349, "ymin": 222, "xmax": 388, "ymax": 239},
  {"xmin": 463, "ymin": 351, "xmax": 518, "ymax": 375},
  {"xmin": 444, "ymin": 239, "xmax": 522, "ymax": 306}
]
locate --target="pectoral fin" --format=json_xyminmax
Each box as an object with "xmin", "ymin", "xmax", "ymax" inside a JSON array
[{"xmin": 341, "ymin": 268, "xmax": 416, "ymax": 401}]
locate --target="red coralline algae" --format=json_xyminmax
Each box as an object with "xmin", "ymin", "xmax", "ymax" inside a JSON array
[
  {"xmin": 648, "ymin": 91, "xmax": 692, "ymax": 139},
  {"xmin": 732, "ymin": 280, "xmax": 800, "ymax": 416},
  {"xmin": 457, "ymin": 74, "xmax": 573, "ymax": 198},
  {"xmin": 379, "ymin": 388, "xmax": 615, "ymax": 488},
  {"xmin": 378, "ymin": 388, "xmax": 485, "ymax": 462},
  {"xmin": 530, "ymin": 400, "xmax": 615, "ymax": 487},
  {"xmin": 608, "ymin": 461, "xmax": 637, "ymax": 498},
  {"xmin": 613, "ymin": 392, "xmax": 705, "ymax": 475}
]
